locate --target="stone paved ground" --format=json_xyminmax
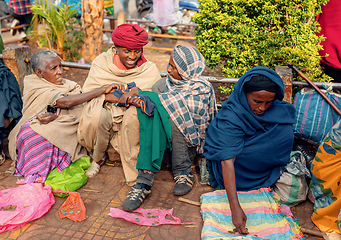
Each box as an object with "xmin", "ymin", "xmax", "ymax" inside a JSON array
[
  {"xmin": 0, "ymin": 156, "xmax": 324, "ymax": 240},
  {"xmin": 0, "ymin": 158, "xmax": 210, "ymax": 240}
]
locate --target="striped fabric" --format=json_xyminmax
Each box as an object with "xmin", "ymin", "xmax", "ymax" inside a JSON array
[
  {"xmin": 201, "ymin": 188, "xmax": 304, "ymax": 240},
  {"xmin": 14, "ymin": 122, "xmax": 71, "ymax": 184},
  {"xmin": 293, "ymin": 89, "xmax": 341, "ymax": 145},
  {"xmin": 159, "ymin": 45, "xmax": 217, "ymax": 154}
]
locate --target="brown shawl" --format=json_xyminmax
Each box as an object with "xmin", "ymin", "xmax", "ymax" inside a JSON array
[
  {"xmin": 78, "ymin": 47, "xmax": 161, "ymax": 151},
  {"xmin": 8, "ymin": 74, "xmax": 86, "ymax": 163}
]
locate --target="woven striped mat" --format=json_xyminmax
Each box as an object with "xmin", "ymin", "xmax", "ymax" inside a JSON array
[{"xmin": 201, "ymin": 188, "xmax": 304, "ymax": 240}]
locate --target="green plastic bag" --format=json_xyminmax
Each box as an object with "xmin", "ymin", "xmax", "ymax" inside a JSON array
[{"xmin": 44, "ymin": 156, "xmax": 91, "ymax": 197}]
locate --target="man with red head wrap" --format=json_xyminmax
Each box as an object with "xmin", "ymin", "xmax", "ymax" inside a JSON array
[{"xmin": 78, "ymin": 23, "xmax": 161, "ymax": 182}]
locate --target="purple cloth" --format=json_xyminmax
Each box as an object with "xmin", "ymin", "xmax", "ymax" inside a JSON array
[
  {"xmin": 152, "ymin": 0, "xmax": 179, "ymax": 27},
  {"xmin": 14, "ymin": 122, "xmax": 71, "ymax": 183}
]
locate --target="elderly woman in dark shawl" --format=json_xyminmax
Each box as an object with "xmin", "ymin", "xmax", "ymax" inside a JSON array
[{"xmin": 203, "ymin": 66, "xmax": 296, "ymax": 234}]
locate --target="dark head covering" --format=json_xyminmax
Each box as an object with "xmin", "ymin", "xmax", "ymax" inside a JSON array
[
  {"xmin": 243, "ymin": 75, "xmax": 281, "ymax": 99},
  {"xmin": 111, "ymin": 23, "xmax": 148, "ymax": 49},
  {"xmin": 203, "ymin": 66, "xmax": 296, "ymax": 190}
]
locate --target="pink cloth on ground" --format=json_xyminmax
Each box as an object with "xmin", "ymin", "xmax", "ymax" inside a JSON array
[{"xmin": 108, "ymin": 208, "xmax": 194, "ymax": 226}]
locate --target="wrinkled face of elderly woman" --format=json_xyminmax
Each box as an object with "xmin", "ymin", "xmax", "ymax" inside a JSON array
[
  {"xmin": 246, "ymin": 90, "xmax": 275, "ymax": 116},
  {"xmin": 35, "ymin": 56, "xmax": 63, "ymax": 85}
]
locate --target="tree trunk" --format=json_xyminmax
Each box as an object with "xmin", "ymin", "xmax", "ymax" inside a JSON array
[{"xmin": 81, "ymin": 0, "xmax": 104, "ymax": 63}]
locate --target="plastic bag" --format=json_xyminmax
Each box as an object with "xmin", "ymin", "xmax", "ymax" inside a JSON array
[
  {"xmin": 44, "ymin": 156, "xmax": 91, "ymax": 197},
  {"xmin": 108, "ymin": 208, "xmax": 194, "ymax": 226},
  {"xmin": 274, "ymin": 151, "xmax": 309, "ymax": 207},
  {"xmin": 59, "ymin": 192, "xmax": 86, "ymax": 222},
  {"xmin": 0, "ymin": 183, "xmax": 55, "ymax": 233}
]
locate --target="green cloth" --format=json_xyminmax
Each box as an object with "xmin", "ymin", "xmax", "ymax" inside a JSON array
[{"xmin": 136, "ymin": 91, "xmax": 172, "ymax": 172}]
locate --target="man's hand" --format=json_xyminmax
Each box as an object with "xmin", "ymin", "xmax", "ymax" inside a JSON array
[
  {"xmin": 105, "ymin": 83, "xmax": 125, "ymax": 94},
  {"xmin": 231, "ymin": 204, "xmax": 249, "ymax": 235},
  {"xmin": 119, "ymin": 87, "xmax": 141, "ymax": 105},
  {"xmin": 127, "ymin": 96, "xmax": 142, "ymax": 108},
  {"xmin": 104, "ymin": 93, "xmax": 120, "ymax": 103},
  {"xmin": 36, "ymin": 112, "xmax": 58, "ymax": 124}
]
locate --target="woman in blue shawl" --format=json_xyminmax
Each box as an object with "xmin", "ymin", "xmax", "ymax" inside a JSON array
[{"xmin": 203, "ymin": 67, "xmax": 295, "ymax": 234}]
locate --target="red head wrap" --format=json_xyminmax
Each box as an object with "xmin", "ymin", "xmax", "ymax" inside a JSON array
[{"xmin": 112, "ymin": 23, "xmax": 148, "ymax": 49}]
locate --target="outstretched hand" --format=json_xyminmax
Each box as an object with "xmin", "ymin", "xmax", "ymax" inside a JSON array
[
  {"xmin": 231, "ymin": 205, "xmax": 248, "ymax": 235},
  {"xmin": 105, "ymin": 83, "xmax": 125, "ymax": 94},
  {"xmin": 36, "ymin": 112, "xmax": 58, "ymax": 124},
  {"xmin": 104, "ymin": 93, "xmax": 120, "ymax": 103}
]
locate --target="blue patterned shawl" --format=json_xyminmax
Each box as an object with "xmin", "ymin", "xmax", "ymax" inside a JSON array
[
  {"xmin": 159, "ymin": 45, "xmax": 217, "ymax": 154},
  {"xmin": 203, "ymin": 67, "xmax": 295, "ymax": 190}
]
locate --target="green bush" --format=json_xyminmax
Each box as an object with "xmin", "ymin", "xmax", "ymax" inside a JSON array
[{"xmin": 193, "ymin": 0, "xmax": 331, "ymax": 82}]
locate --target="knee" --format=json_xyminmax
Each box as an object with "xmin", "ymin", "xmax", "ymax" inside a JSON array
[
  {"xmin": 122, "ymin": 107, "xmax": 139, "ymax": 127},
  {"xmin": 98, "ymin": 108, "xmax": 112, "ymax": 130}
]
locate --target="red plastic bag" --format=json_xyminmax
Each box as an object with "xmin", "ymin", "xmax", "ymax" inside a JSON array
[
  {"xmin": 0, "ymin": 183, "xmax": 55, "ymax": 233},
  {"xmin": 59, "ymin": 192, "xmax": 86, "ymax": 222}
]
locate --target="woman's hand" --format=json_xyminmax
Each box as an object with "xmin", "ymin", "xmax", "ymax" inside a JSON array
[
  {"xmin": 36, "ymin": 112, "xmax": 58, "ymax": 124},
  {"xmin": 105, "ymin": 83, "xmax": 125, "ymax": 94},
  {"xmin": 127, "ymin": 96, "xmax": 142, "ymax": 108},
  {"xmin": 230, "ymin": 203, "xmax": 248, "ymax": 234},
  {"xmin": 221, "ymin": 158, "xmax": 249, "ymax": 235},
  {"xmin": 104, "ymin": 93, "xmax": 120, "ymax": 103}
]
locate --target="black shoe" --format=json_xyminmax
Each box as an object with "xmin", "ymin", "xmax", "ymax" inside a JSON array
[
  {"xmin": 122, "ymin": 185, "xmax": 151, "ymax": 211},
  {"xmin": 173, "ymin": 171, "xmax": 195, "ymax": 196}
]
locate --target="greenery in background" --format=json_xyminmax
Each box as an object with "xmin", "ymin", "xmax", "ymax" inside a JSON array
[
  {"xmin": 63, "ymin": 19, "xmax": 85, "ymax": 62},
  {"xmin": 30, "ymin": 0, "xmax": 84, "ymax": 60},
  {"xmin": 193, "ymin": 0, "xmax": 332, "ymax": 94}
]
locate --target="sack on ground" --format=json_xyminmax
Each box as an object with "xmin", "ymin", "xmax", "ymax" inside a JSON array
[
  {"xmin": 44, "ymin": 156, "xmax": 91, "ymax": 197},
  {"xmin": 0, "ymin": 183, "xmax": 55, "ymax": 233},
  {"xmin": 293, "ymin": 88, "xmax": 341, "ymax": 145},
  {"xmin": 274, "ymin": 151, "xmax": 310, "ymax": 207}
]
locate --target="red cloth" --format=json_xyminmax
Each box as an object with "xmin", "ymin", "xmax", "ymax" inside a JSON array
[
  {"xmin": 112, "ymin": 23, "xmax": 148, "ymax": 67},
  {"xmin": 317, "ymin": 0, "xmax": 341, "ymax": 69},
  {"xmin": 113, "ymin": 54, "xmax": 130, "ymax": 70},
  {"xmin": 112, "ymin": 23, "xmax": 148, "ymax": 49}
]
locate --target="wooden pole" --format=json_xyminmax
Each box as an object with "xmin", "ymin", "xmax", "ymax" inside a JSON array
[
  {"xmin": 178, "ymin": 197, "xmax": 201, "ymax": 206},
  {"xmin": 287, "ymin": 63, "xmax": 341, "ymax": 116}
]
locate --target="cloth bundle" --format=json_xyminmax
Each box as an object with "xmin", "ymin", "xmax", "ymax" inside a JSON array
[
  {"xmin": 112, "ymin": 82, "xmax": 155, "ymax": 116},
  {"xmin": 293, "ymin": 88, "xmax": 341, "ymax": 145},
  {"xmin": 201, "ymin": 188, "xmax": 304, "ymax": 240}
]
